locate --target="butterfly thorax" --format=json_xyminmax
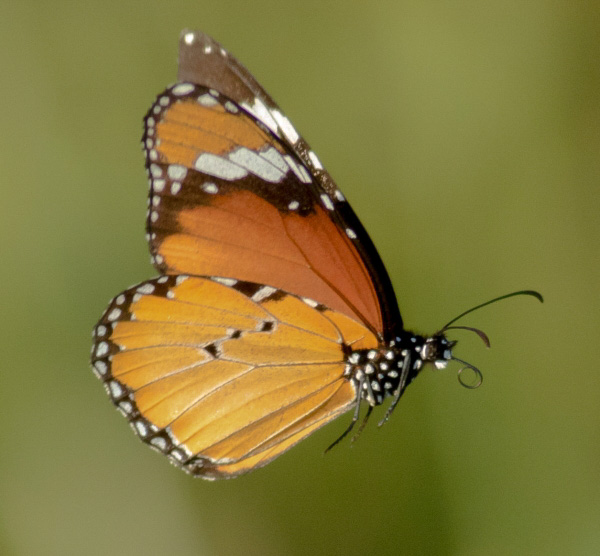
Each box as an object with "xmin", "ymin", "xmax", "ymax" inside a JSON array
[{"xmin": 344, "ymin": 333, "xmax": 453, "ymax": 406}]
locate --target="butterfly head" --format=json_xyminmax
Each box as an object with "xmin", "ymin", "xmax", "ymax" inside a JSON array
[
  {"xmin": 422, "ymin": 333, "xmax": 483, "ymax": 389},
  {"xmin": 421, "ymin": 334, "xmax": 455, "ymax": 370}
]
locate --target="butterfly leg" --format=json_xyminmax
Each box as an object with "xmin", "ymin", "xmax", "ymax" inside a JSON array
[
  {"xmin": 351, "ymin": 405, "xmax": 373, "ymax": 443},
  {"xmin": 378, "ymin": 351, "xmax": 412, "ymax": 427},
  {"xmin": 325, "ymin": 378, "xmax": 365, "ymax": 453}
]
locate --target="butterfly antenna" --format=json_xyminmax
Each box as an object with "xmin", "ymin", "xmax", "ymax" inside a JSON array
[
  {"xmin": 440, "ymin": 290, "xmax": 543, "ymax": 389},
  {"xmin": 440, "ymin": 290, "xmax": 543, "ymax": 331}
]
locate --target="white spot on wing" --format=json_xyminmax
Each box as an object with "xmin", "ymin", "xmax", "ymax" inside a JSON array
[
  {"xmin": 137, "ymin": 283, "xmax": 155, "ymax": 294},
  {"xmin": 258, "ymin": 146, "xmax": 289, "ymax": 174},
  {"xmin": 346, "ymin": 228, "xmax": 357, "ymax": 239},
  {"xmin": 198, "ymin": 94, "xmax": 218, "ymax": 107},
  {"xmin": 224, "ymin": 101, "xmax": 239, "ymax": 113},
  {"xmin": 241, "ymin": 98, "xmax": 279, "ymax": 136},
  {"xmin": 228, "ymin": 147, "xmax": 285, "ymax": 183},
  {"xmin": 271, "ymin": 109, "xmax": 299, "ymax": 144},
  {"xmin": 288, "ymin": 200, "xmax": 299, "ymax": 210},
  {"xmin": 107, "ymin": 308, "xmax": 121, "ymax": 321},
  {"xmin": 183, "ymin": 32, "xmax": 195, "ymax": 45},
  {"xmin": 308, "ymin": 151, "xmax": 323, "ymax": 169},
  {"xmin": 301, "ymin": 297, "xmax": 318, "ymax": 308},
  {"xmin": 202, "ymin": 182, "xmax": 218, "ymax": 194},
  {"xmin": 170, "ymin": 449, "xmax": 185, "ymax": 462},
  {"xmin": 150, "ymin": 436, "xmax": 168, "ymax": 451},
  {"xmin": 134, "ymin": 420, "xmax": 148, "ymax": 437},
  {"xmin": 118, "ymin": 401, "xmax": 133, "ymax": 415},
  {"xmin": 320, "ymin": 194, "xmax": 334, "ymax": 211},
  {"xmin": 167, "ymin": 164, "xmax": 188, "ymax": 181},
  {"xmin": 172, "ymin": 83, "xmax": 195, "ymax": 96},
  {"xmin": 109, "ymin": 381, "xmax": 123, "ymax": 398},
  {"xmin": 284, "ymin": 155, "xmax": 310, "ymax": 183},
  {"xmin": 297, "ymin": 165, "xmax": 312, "ymax": 184},
  {"xmin": 252, "ymin": 286, "xmax": 277, "ymax": 302},
  {"xmin": 194, "ymin": 153, "xmax": 247, "ymax": 180},
  {"xmin": 212, "ymin": 277, "xmax": 237, "ymax": 286},
  {"xmin": 93, "ymin": 360, "xmax": 107, "ymax": 376}
]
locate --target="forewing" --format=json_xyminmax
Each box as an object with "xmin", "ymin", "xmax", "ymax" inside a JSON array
[
  {"xmin": 144, "ymin": 81, "xmax": 391, "ymax": 334},
  {"xmin": 154, "ymin": 30, "xmax": 403, "ymax": 338}
]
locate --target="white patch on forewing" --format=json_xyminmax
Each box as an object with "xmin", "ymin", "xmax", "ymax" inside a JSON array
[
  {"xmin": 202, "ymin": 182, "xmax": 219, "ymax": 194},
  {"xmin": 308, "ymin": 151, "xmax": 323, "ymax": 170},
  {"xmin": 194, "ymin": 153, "xmax": 248, "ymax": 180},
  {"xmin": 297, "ymin": 164, "xmax": 312, "ymax": 183},
  {"xmin": 283, "ymin": 155, "xmax": 311, "ymax": 184},
  {"xmin": 320, "ymin": 193, "xmax": 334, "ymax": 211},
  {"xmin": 228, "ymin": 147, "xmax": 285, "ymax": 183},
  {"xmin": 271, "ymin": 109, "xmax": 299, "ymax": 144},
  {"xmin": 258, "ymin": 146, "xmax": 289, "ymax": 174},
  {"xmin": 241, "ymin": 98, "xmax": 280, "ymax": 137}
]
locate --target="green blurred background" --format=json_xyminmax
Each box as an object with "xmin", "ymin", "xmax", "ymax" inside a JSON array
[{"xmin": 2, "ymin": 1, "xmax": 598, "ymax": 554}]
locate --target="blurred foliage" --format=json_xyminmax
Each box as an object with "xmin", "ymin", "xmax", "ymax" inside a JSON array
[{"xmin": 1, "ymin": 1, "xmax": 598, "ymax": 555}]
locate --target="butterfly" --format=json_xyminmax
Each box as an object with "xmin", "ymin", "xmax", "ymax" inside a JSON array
[{"xmin": 91, "ymin": 30, "xmax": 542, "ymax": 480}]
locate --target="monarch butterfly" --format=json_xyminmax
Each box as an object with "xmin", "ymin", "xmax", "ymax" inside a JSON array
[{"xmin": 91, "ymin": 30, "xmax": 542, "ymax": 480}]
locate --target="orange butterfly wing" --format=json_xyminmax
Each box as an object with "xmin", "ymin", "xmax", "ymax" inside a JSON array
[
  {"xmin": 92, "ymin": 276, "xmax": 378, "ymax": 478},
  {"xmin": 146, "ymin": 87, "xmax": 385, "ymax": 335},
  {"xmin": 144, "ymin": 30, "xmax": 402, "ymax": 339}
]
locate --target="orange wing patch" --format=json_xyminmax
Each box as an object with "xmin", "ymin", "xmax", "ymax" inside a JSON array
[
  {"xmin": 156, "ymin": 98, "xmax": 281, "ymax": 168},
  {"xmin": 92, "ymin": 275, "xmax": 379, "ymax": 478}
]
